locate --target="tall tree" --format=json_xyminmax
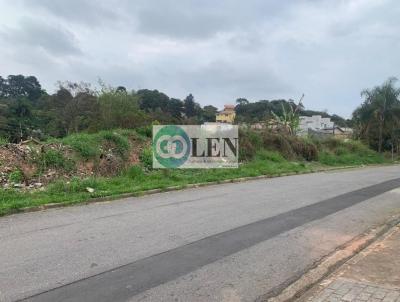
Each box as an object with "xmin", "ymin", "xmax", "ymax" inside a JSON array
[
  {"xmin": 183, "ymin": 94, "xmax": 201, "ymax": 118},
  {"xmin": 202, "ymin": 105, "xmax": 218, "ymax": 122},
  {"xmin": 97, "ymin": 87, "xmax": 146, "ymax": 130},
  {"xmin": 137, "ymin": 89, "xmax": 169, "ymax": 112},
  {"xmin": 166, "ymin": 98, "xmax": 184, "ymax": 120},
  {"xmin": 356, "ymin": 77, "xmax": 400, "ymax": 152},
  {"xmin": 236, "ymin": 98, "xmax": 249, "ymax": 106},
  {"xmin": 0, "ymin": 75, "xmax": 43, "ymax": 101}
]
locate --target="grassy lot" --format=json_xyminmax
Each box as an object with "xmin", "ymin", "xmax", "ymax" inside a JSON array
[{"xmin": 0, "ymin": 144, "xmax": 390, "ymax": 216}]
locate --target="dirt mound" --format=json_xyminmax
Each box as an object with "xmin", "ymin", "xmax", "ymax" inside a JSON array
[{"xmin": 0, "ymin": 136, "xmax": 147, "ymax": 189}]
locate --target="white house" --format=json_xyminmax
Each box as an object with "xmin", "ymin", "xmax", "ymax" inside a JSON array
[{"xmin": 299, "ymin": 115, "xmax": 334, "ymax": 134}]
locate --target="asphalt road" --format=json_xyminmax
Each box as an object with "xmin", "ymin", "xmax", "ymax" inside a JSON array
[{"xmin": 1, "ymin": 166, "xmax": 400, "ymax": 302}]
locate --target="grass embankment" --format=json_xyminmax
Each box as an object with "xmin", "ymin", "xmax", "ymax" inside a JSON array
[{"xmin": 0, "ymin": 129, "xmax": 390, "ymax": 216}]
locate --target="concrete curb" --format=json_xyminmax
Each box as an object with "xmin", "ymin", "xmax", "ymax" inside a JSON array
[
  {"xmin": 256, "ymin": 215, "xmax": 400, "ymax": 302},
  {"xmin": 8, "ymin": 163, "xmax": 398, "ymax": 217}
]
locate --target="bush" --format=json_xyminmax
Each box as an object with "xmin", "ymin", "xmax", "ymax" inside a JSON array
[
  {"xmin": 139, "ymin": 147, "xmax": 153, "ymax": 170},
  {"xmin": 238, "ymin": 129, "xmax": 264, "ymax": 161},
  {"xmin": 287, "ymin": 136, "xmax": 318, "ymax": 161},
  {"xmin": 36, "ymin": 149, "xmax": 76, "ymax": 172},
  {"xmin": 126, "ymin": 165, "xmax": 144, "ymax": 179},
  {"xmin": 240, "ymin": 130, "xmax": 304, "ymax": 161},
  {"xmin": 316, "ymin": 139, "xmax": 385, "ymax": 166},
  {"xmin": 136, "ymin": 126, "xmax": 152, "ymax": 138},
  {"xmin": 261, "ymin": 132, "xmax": 293, "ymax": 158},
  {"xmin": 59, "ymin": 133, "xmax": 99, "ymax": 159},
  {"xmin": 256, "ymin": 150, "xmax": 286, "ymax": 163},
  {"xmin": 334, "ymin": 146, "xmax": 347, "ymax": 156},
  {"xmin": 0, "ymin": 137, "xmax": 8, "ymax": 146},
  {"xmin": 100, "ymin": 131, "xmax": 130, "ymax": 156},
  {"xmin": 320, "ymin": 137, "xmax": 343, "ymax": 149},
  {"xmin": 57, "ymin": 130, "xmax": 132, "ymax": 160},
  {"xmin": 8, "ymin": 169, "xmax": 24, "ymax": 183},
  {"xmin": 239, "ymin": 135, "xmax": 256, "ymax": 161}
]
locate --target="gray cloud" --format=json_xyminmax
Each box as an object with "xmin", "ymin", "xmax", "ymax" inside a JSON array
[
  {"xmin": 132, "ymin": 0, "xmax": 291, "ymax": 39},
  {"xmin": 136, "ymin": 9, "xmax": 228, "ymax": 39},
  {"xmin": 0, "ymin": 0, "xmax": 399, "ymax": 117},
  {"xmin": 1, "ymin": 18, "xmax": 81, "ymax": 56},
  {"xmin": 181, "ymin": 60, "xmax": 291, "ymax": 96},
  {"xmin": 22, "ymin": 0, "xmax": 117, "ymax": 27}
]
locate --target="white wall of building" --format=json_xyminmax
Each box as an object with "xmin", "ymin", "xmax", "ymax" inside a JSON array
[{"xmin": 299, "ymin": 115, "xmax": 334, "ymax": 133}]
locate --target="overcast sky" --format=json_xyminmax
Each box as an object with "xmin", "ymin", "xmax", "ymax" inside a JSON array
[{"xmin": 0, "ymin": 0, "xmax": 399, "ymax": 117}]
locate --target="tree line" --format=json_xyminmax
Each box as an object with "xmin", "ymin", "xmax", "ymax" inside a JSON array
[
  {"xmin": 0, "ymin": 74, "xmax": 399, "ymax": 153},
  {"xmin": 0, "ymin": 75, "xmax": 219, "ymax": 142},
  {"xmin": 234, "ymin": 97, "xmax": 349, "ymax": 127}
]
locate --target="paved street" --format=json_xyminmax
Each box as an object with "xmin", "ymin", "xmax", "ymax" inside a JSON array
[{"xmin": 1, "ymin": 165, "xmax": 400, "ymax": 302}]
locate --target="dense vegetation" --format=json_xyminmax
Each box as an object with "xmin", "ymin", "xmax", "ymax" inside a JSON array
[
  {"xmin": 0, "ymin": 127, "xmax": 387, "ymax": 216},
  {"xmin": 0, "ymin": 75, "xmax": 219, "ymax": 142},
  {"xmin": 0, "ymin": 74, "xmax": 349, "ymax": 143},
  {"xmin": 353, "ymin": 77, "xmax": 400, "ymax": 153},
  {"xmin": 235, "ymin": 97, "xmax": 350, "ymax": 127},
  {"xmin": 0, "ymin": 74, "xmax": 397, "ymax": 215},
  {"xmin": 3, "ymin": 74, "xmax": 399, "ymax": 154}
]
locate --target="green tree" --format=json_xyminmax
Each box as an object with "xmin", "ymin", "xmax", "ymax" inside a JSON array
[
  {"xmin": 138, "ymin": 89, "xmax": 169, "ymax": 112},
  {"xmin": 183, "ymin": 94, "xmax": 201, "ymax": 118},
  {"xmin": 166, "ymin": 98, "xmax": 184, "ymax": 120},
  {"xmin": 46, "ymin": 83, "xmax": 99, "ymax": 135},
  {"xmin": 354, "ymin": 77, "xmax": 400, "ymax": 153},
  {"xmin": 202, "ymin": 105, "xmax": 218, "ymax": 122},
  {"xmin": 236, "ymin": 98, "xmax": 249, "ymax": 106},
  {"xmin": 271, "ymin": 95, "xmax": 304, "ymax": 135},
  {"xmin": 0, "ymin": 75, "xmax": 43, "ymax": 101},
  {"xmin": 97, "ymin": 87, "xmax": 147, "ymax": 130}
]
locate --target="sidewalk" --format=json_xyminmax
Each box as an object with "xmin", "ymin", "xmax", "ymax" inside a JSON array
[{"xmin": 300, "ymin": 224, "xmax": 400, "ymax": 302}]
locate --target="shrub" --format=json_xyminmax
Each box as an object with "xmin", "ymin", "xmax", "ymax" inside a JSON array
[
  {"xmin": 256, "ymin": 150, "xmax": 286, "ymax": 163},
  {"xmin": 321, "ymin": 137, "xmax": 343, "ymax": 149},
  {"xmin": 8, "ymin": 169, "xmax": 24, "ymax": 183},
  {"xmin": 261, "ymin": 132, "xmax": 294, "ymax": 159},
  {"xmin": 136, "ymin": 126, "xmax": 152, "ymax": 138},
  {"xmin": 59, "ymin": 133, "xmax": 99, "ymax": 159},
  {"xmin": 287, "ymin": 136, "xmax": 318, "ymax": 161},
  {"xmin": 139, "ymin": 147, "xmax": 153, "ymax": 170},
  {"xmin": 334, "ymin": 146, "xmax": 347, "ymax": 156},
  {"xmin": 100, "ymin": 131, "xmax": 130, "ymax": 156},
  {"xmin": 126, "ymin": 165, "xmax": 144, "ymax": 179},
  {"xmin": 238, "ymin": 129, "xmax": 264, "ymax": 161},
  {"xmin": 317, "ymin": 139, "xmax": 385, "ymax": 166},
  {"xmin": 239, "ymin": 135, "xmax": 256, "ymax": 161},
  {"xmin": 36, "ymin": 149, "xmax": 76, "ymax": 172},
  {"xmin": 57, "ymin": 130, "xmax": 132, "ymax": 160},
  {"xmin": 0, "ymin": 137, "xmax": 8, "ymax": 146}
]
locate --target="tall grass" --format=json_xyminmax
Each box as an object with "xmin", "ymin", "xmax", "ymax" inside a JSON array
[
  {"xmin": 0, "ymin": 130, "xmax": 390, "ymax": 216},
  {"xmin": 0, "ymin": 152, "xmax": 312, "ymax": 216},
  {"xmin": 0, "ymin": 137, "xmax": 8, "ymax": 146},
  {"xmin": 50, "ymin": 129, "xmax": 141, "ymax": 160},
  {"xmin": 316, "ymin": 138, "xmax": 384, "ymax": 166}
]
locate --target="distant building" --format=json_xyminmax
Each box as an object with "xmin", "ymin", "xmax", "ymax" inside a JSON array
[
  {"xmin": 299, "ymin": 115, "xmax": 334, "ymax": 133},
  {"xmin": 216, "ymin": 105, "xmax": 236, "ymax": 124},
  {"xmin": 299, "ymin": 115, "xmax": 353, "ymax": 139}
]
